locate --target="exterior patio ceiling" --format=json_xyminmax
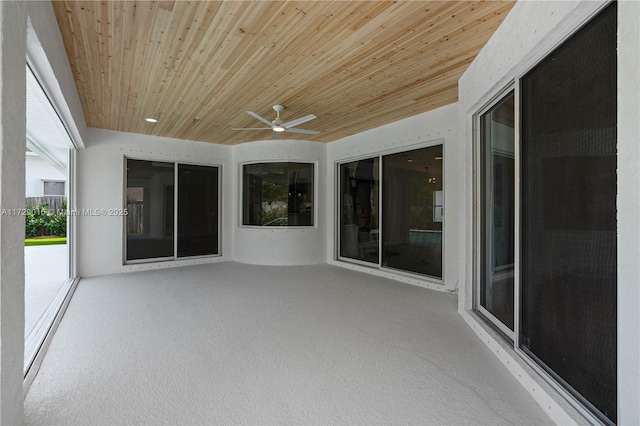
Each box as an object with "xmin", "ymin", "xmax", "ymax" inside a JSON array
[{"xmin": 53, "ymin": 1, "xmax": 515, "ymax": 145}]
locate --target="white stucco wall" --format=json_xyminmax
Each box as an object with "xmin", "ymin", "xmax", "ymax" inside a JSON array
[
  {"xmin": 76, "ymin": 128, "xmax": 233, "ymax": 277},
  {"xmin": 327, "ymin": 103, "xmax": 459, "ymax": 293},
  {"xmin": 0, "ymin": 1, "xmax": 85, "ymax": 421},
  {"xmin": 233, "ymin": 139, "xmax": 327, "ymax": 265},
  {"xmin": 77, "ymin": 110, "xmax": 460, "ymax": 279},
  {"xmin": 0, "ymin": 2, "xmax": 26, "ymax": 423},
  {"xmin": 458, "ymin": 1, "xmax": 639, "ymax": 424},
  {"xmin": 25, "ymin": 153, "xmax": 66, "ymax": 197}
]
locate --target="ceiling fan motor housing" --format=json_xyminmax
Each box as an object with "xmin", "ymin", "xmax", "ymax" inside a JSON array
[
  {"xmin": 272, "ymin": 105, "xmax": 285, "ymax": 127},
  {"xmin": 272, "ymin": 105, "xmax": 284, "ymax": 125}
]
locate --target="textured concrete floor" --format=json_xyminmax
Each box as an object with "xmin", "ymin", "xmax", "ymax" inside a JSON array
[{"xmin": 25, "ymin": 262, "xmax": 552, "ymax": 425}]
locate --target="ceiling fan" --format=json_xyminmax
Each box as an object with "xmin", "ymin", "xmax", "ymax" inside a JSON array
[{"xmin": 232, "ymin": 105, "xmax": 320, "ymax": 139}]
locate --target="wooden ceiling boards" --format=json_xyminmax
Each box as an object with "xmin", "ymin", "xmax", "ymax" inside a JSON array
[{"xmin": 53, "ymin": 1, "xmax": 515, "ymax": 145}]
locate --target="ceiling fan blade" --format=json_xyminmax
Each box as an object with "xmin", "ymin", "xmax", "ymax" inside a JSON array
[
  {"xmin": 247, "ymin": 111, "xmax": 275, "ymax": 128},
  {"xmin": 282, "ymin": 114, "xmax": 316, "ymax": 129},
  {"xmin": 285, "ymin": 128, "xmax": 320, "ymax": 135},
  {"xmin": 232, "ymin": 127, "xmax": 272, "ymax": 131},
  {"xmin": 272, "ymin": 132, "xmax": 280, "ymax": 140}
]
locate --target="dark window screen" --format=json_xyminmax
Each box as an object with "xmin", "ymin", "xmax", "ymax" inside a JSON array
[
  {"xmin": 177, "ymin": 164, "xmax": 219, "ymax": 257},
  {"xmin": 126, "ymin": 159, "xmax": 175, "ymax": 261},
  {"xmin": 339, "ymin": 158, "xmax": 379, "ymax": 264},
  {"xmin": 126, "ymin": 160, "xmax": 220, "ymax": 261},
  {"xmin": 520, "ymin": 3, "xmax": 616, "ymax": 424}
]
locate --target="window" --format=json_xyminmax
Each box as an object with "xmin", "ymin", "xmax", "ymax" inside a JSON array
[
  {"xmin": 43, "ymin": 180, "xmax": 65, "ymax": 196},
  {"xmin": 125, "ymin": 159, "xmax": 220, "ymax": 262},
  {"xmin": 474, "ymin": 3, "xmax": 617, "ymax": 424},
  {"xmin": 338, "ymin": 144, "xmax": 444, "ymax": 279},
  {"xmin": 242, "ymin": 162, "xmax": 314, "ymax": 227}
]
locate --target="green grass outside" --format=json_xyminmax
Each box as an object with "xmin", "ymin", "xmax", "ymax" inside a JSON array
[{"xmin": 25, "ymin": 237, "xmax": 67, "ymax": 246}]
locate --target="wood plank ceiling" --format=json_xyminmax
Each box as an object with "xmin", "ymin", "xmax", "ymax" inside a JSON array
[{"xmin": 53, "ymin": 1, "xmax": 515, "ymax": 145}]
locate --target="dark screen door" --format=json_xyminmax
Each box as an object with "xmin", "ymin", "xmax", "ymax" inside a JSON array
[
  {"xmin": 177, "ymin": 164, "xmax": 219, "ymax": 257},
  {"xmin": 520, "ymin": 3, "xmax": 617, "ymax": 423}
]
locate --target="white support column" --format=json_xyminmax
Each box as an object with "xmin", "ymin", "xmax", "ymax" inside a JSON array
[{"xmin": 0, "ymin": 1, "xmax": 26, "ymax": 424}]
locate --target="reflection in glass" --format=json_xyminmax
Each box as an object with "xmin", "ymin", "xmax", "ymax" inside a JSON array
[
  {"xmin": 339, "ymin": 157, "xmax": 379, "ymax": 263},
  {"xmin": 480, "ymin": 93, "xmax": 515, "ymax": 332},
  {"xmin": 382, "ymin": 145, "xmax": 443, "ymax": 278},
  {"xmin": 177, "ymin": 164, "xmax": 219, "ymax": 257},
  {"xmin": 242, "ymin": 162, "xmax": 314, "ymax": 226},
  {"xmin": 126, "ymin": 159, "xmax": 175, "ymax": 260}
]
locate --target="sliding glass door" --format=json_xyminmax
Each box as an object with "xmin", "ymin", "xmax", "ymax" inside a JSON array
[
  {"xmin": 478, "ymin": 93, "xmax": 515, "ymax": 334},
  {"xmin": 382, "ymin": 146, "xmax": 443, "ymax": 277},
  {"xmin": 338, "ymin": 157, "xmax": 379, "ymax": 263},
  {"xmin": 177, "ymin": 164, "xmax": 219, "ymax": 257},
  {"xmin": 520, "ymin": 3, "xmax": 617, "ymax": 422},
  {"xmin": 126, "ymin": 160, "xmax": 175, "ymax": 261},
  {"xmin": 338, "ymin": 144, "xmax": 443, "ymax": 279},
  {"xmin": 475, "ymin": 3, "xmax": 617, "ymax": 424},
  {"xmin": 125, "ymin": 159, "xmax": 219, "ymax": 262}
]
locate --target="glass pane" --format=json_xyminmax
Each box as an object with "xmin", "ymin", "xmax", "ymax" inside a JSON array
[
  {"xmin": 242, "ymin": 162, "xmax": 314, "ymax": 226},
  {"xmin": 126, "ymin": 159, "xmax": 175, "ymax": 260},
  {"xmin": 338, "ymin": 157, "xmax": 379, "ymax": 263},
  {"xmin": 480, "ymin": 93, "xmax": 515, "ymax": 331},
  {"xmin": 177, "ymin": 164, "xmax": 219, "ymax": 257},
  {"xmin": 520, "ymin": 3, "xmax": 616, "ymax": 423},
  {"xmin": 43, "ymin": 181, "xmax": 65, "ymax": 196},
  {"xmin": 382, "ymin": 145, "xmax": 443, "ymax": 278},
  {"xmin": 24, "ymin": 147, "xmax": 70, "ymax": 372}
]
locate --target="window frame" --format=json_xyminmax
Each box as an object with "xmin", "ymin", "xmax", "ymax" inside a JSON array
[
  {"xmin": 238, "ymin": 160, "xmax": 318, "ymax": 229},
  {"xmin": 473, "ymin": 86, "xmax": 517, "ymax": 341},
  {"xmin": 335, "ymin": 154, "xmax": 381, "ymax": 267}
]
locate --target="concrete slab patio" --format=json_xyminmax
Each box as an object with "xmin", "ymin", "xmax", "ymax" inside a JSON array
[{"xmin": 25, "ymin": 244, "xmax": 69, "ymax": 337}]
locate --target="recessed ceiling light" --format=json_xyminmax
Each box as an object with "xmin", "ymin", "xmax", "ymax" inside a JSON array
[
  {"xmin": 435, "ymin": 156, "xmax": 443, "ymax": 160},
  {"xmin": 144, "ymin": 117, "xmax": 158, "ymax": 123},
  {"xmin": 407, "ymin": 159, "xmax": 414, "ymax": 163}
]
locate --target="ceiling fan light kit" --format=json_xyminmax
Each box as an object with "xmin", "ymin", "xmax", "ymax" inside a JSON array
[{"xmin": 232, "ymin": 104, "xmax": 320, "ymax": 139}]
